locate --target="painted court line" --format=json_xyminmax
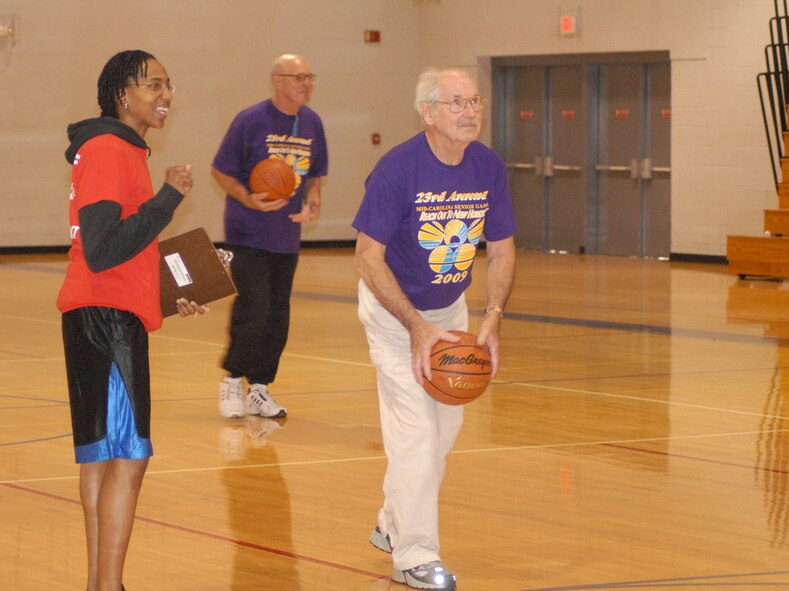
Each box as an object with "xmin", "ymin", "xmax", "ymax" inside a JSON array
[
  {"xmin": 516, "ymin": 381, "xmax": 788, "ymax": 420},
  {"xmin": 0, "ymin": 433, "xmax": 71, "ymax": 447},
  {"xmin": 0, "ymin": 482, "xmax": 387, "ymax": 581},
  {"xmin": 4, "ymin": 428, "xmax": 789, "ymax": 486},
  {"xmin": 520, "ymin": 569, "xmax": 789, "ymax": 590},
  {"xmin": 4, "ymin": 434, "xmax": 789, "ymax": 586}
]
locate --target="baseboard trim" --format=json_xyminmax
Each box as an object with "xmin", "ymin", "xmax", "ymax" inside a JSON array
[
  {"xmin": 214, "ymin": 240, "xmax": 357, "ymax": 250},
  {"xmin": 0, "ymin": 240, "xmax": 358, "ymax": 256},
  {"xmin": 0, "ymin": 245, "xmax": 729, "ymax": 262},
  {"xmin": 670, "ymin": 252, "xmax": 727, "ymax": 265},
  {"xmin": 0, "ymin": 245, "xmax": 70, "ymax": 255}
]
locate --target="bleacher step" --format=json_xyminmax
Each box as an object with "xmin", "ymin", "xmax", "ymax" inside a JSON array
[
  {"xmin": 765, "ymin": 209, "xmax": 789, "ymax": 234},
  {"xmin": 726, "ymin": 235, "xmax": 789, "ymax": 278}
]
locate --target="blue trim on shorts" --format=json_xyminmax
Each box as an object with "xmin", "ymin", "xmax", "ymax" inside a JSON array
[{"xmin": 74, "ymin": 363, "xmax": 153, "ymax": 464}]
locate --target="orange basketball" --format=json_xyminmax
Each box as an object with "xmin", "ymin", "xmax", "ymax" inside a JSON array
[
  {"xmin": 423, "ymin": 330, "xmax": 492, "ymax": 405},
  {"xmin": 249, "ymin": 157, "xmax": 296, "ymax": 200}
]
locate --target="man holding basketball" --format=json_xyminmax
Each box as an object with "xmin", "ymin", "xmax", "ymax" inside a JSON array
[
  {"xmin": 353, "ymin": 69, "xmax": 516, "ymax": 590},
  {"xmin": 212, "ymin": 54, "xmax": 328, "ymax": 419}
]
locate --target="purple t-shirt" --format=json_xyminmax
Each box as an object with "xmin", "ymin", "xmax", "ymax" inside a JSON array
[
  {"xmin": 353, "ymin": 133, "xmax": 516, "ymax": 311},
  {"xmin": 213, "ymin": 99, "xmax": 328, "ymax": 253}
]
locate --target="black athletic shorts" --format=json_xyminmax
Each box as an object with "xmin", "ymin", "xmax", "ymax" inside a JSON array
[{"xmin": 62, "ymin": 307, "xmax": 153, "ymax": 463}]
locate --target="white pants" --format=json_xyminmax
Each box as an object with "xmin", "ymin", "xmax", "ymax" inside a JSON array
[{"xmin": 358, "ymin": 279, "xmax": 467, "ymax": 570}]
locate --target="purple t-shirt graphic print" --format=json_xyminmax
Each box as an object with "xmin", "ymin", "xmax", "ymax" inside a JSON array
[
  {"xmin": 353, "ymin": 133, "xmax": 516, "ymax": 311},
  {"xmin": 213, "ymin": 99, "xmax": 328, "ymax": 254}
]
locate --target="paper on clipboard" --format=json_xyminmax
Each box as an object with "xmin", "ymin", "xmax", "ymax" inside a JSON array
[{"xmin": 159, "ymin": 228, "xmax": 237, "ymax": 317}]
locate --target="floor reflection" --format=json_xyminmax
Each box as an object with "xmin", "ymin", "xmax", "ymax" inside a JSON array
[
  {"xmin": 219, "ymin": 417, "xmax": 299, "ymax": 590},
  {"xmin": 728, "ymin": 280, "xmax": 789, "ymax": 548},
  {"xmin": 756, "ymin": 358, "xmax": 789, "ymax": 548},
  {"xmin": 726, "ymin": 280, "xmax": 789, "ymax": 338}
]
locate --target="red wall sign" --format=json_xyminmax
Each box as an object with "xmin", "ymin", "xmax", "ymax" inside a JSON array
[
  {"xmin": 615, "ymin": 109, "xmax": 630, "ymax": 120},
  {"xmin": 561, "ymin": 109, "xmax": 576, "ymax": 120},
  {"xmin": 519, "ymin": 110, "xmax": 535, "ymax": 121},
  {"xmin": 560, "ymin": 15, "xmax": 577, "ymax": 35}
]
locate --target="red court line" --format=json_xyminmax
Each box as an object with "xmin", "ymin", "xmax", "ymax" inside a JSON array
[
  {"xmin": 1, "ymin": 482, "xmax": 388, "ymax": 581},
  {"xmin": 8, "ymin": 441, "xmax": 777, "ymax": 584}
]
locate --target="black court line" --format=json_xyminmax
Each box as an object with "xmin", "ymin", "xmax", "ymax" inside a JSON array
[
  {"xmin": 499, "ymin": 312, "xmax": 789, "ymax": 347},
  {"xmin": 0, "ymin": 433, "xmax": 72, "ymax": 446},
  {"xmin": 4, "ymin": 265, "xmax": 781, "ymax": 345},
  {"xmin": 291, "ymin": 290, "xmax": 783, "ymax": 347}
]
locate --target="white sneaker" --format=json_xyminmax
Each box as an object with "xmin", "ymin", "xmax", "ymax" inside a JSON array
[
  {"xmin": 246, "ymin": 384, "xmax": 287, "ymax": 418},
  {"xmin": 219, "ymin": 377, "xmax": 245, "ymax": 418}
]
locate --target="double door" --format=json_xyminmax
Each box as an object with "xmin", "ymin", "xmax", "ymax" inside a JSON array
[{"xmin": 494, "ymin": 55, "xmax": 671, "ymax": 258}]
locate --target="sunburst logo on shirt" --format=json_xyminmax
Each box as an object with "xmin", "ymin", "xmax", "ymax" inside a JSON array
[
  {"xmin": 277, "ymin": 153, "xmax": 309, "ymax": 193},
  {"xmin": 418, "ymin": 218, "xmax": 485, "ymax": 273}
]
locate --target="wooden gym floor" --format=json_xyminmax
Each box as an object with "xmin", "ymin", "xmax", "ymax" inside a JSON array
[{"xmin": 2, "ymin": 248, "xmax": 789, "ymax": 590}]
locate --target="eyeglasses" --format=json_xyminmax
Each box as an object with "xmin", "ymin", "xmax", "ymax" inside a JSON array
[
  {"xmin": 434, "ymin": 95, "xmax": 487, "ymax": 113},
  {"xmin": 126, "ymin": 81, "xmax": 176, "ymax": 94},
  {"xmin": 276, "ymin": 73, "xmax": 317, "ymax": 83}
]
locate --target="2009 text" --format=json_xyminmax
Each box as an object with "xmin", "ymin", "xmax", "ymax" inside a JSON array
[{"xmin": 431, "ymin": 271, "xmax": 468, "ymax": 284}]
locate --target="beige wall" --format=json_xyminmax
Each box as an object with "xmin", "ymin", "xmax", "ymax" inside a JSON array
[
  {"xmin": 0, "ymin": 0, "xmax": 777, "ymax": 256},
  {"xmin": 0, "ymin": 0, "xmax": 421, "ymax": 246}
]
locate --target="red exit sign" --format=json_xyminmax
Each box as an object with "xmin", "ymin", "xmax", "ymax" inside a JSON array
[{"xmin": 559, "ymin": 13, "xmax": 579, "ymax": 36}]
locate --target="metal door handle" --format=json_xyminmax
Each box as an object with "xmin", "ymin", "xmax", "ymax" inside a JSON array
[
  {"xmin": 595, "ymin": 159, "xmax": 640, "ymax": 179},
  {"xmin": 639, "ymin": 158, "xmax": 671, "ymax": 179},
  {"xmin": 542, "ymin": 157, "xmax": 582, "ymax": 176},
  {"xmin": 648, "ymin": 156, "xmax": 671, "ymax": 174},
  {"xmin": 640, "ymin": 158, "xmax": 652, "ymax": 179},
  {"xmin": 595, "ymin": 165, "xmax": 630, "ymax": 171},
  {"xmin": 506, "ymin": 158, "xmax": 585, "ymax": 175},
  {"xmin": 543, "ymin": 156, "xmax": 553, "ymax": 177}
]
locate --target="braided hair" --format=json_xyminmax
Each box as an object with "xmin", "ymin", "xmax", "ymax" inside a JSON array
[{"xmin": 97, "ymin": 50, "xmax": 155, "ymax": 118}]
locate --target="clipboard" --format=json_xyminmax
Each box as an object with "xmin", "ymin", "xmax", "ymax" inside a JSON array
[{"xmin": 159, "ymin": 228, "xmax": 237, "ymax": 317}]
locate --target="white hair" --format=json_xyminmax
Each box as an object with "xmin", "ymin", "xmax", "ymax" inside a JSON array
[{"xmin": 414, "ymin": 68, "xmax": 474, "ymax": 113}]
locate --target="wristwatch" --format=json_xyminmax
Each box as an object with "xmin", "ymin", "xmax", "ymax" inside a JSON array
[{"xmin": 484, "ymin": 305, "xmax": 504, "ymax": 318}]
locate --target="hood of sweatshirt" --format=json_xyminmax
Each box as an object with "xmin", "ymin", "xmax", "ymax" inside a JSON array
[{"xmin": 64, "ymin": 117, "xmax": 149, "ymax": 164}]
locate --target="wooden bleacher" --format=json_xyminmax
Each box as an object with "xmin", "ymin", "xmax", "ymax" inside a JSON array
[
  {"xmin": 727, "ymin": 150, "xmax": 789, "ymax": 278},
  {"xmin": 726, "ymin": 23, "xmax": 789, "ymax": 279}
]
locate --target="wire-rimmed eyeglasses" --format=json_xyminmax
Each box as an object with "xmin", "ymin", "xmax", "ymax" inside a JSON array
[
  {"xmin": 276, "ymin": 73, "xmax": 317, "ymax": 83},
  {"xmin": 126, "ymin": 81, "xmax": 176, "ymax": 94},
  {"xmin": 434, "ymin": 95, "xmax": 487, "ymax": 113}
]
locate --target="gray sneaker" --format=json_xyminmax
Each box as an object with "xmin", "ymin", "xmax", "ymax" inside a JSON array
[
  {"xmin": 246, "ymin": 384, "xmax": 287, "ymax": 418},
  {"xmin": 370, "ymin": 526, "xmax": 393, "ymax": 553},
  {"xmin": 392, "ymin": 561, "xmax": 456, "ymax": 590},
  {"xmin": 219, "ymin": 377, "xmax": 245, "ymax": 419}
]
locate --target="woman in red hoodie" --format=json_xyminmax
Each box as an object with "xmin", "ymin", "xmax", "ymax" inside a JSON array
[{"xmin": 57, "ymin": 49, "xmax": 204, "ymax": 591}]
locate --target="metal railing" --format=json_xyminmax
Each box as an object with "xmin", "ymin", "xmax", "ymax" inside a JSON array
[
  {"xmin": 759, "ymin": 70, "xmax": 785, "ymax": 187},
  {"xmin": 759, "ymin": 2, "xmax": 789, "ymax": 187}
]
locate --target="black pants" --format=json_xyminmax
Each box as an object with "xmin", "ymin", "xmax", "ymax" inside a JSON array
[{"xmin": 222, "ymin": 245, "xmax": 299, "ymax": 385}]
